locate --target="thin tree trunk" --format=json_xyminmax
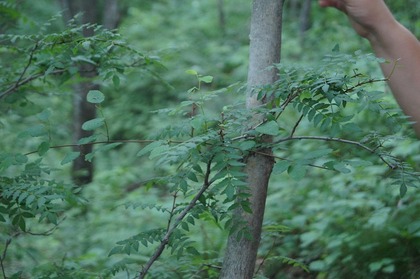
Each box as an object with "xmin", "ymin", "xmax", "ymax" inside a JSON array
[
  {"xmin": 103, "ymin": 0, "xmax": 120, "ymax": 29},
  {"xmin": 58, "ymin": 0, "xmax": 119, "ymax": 185},
  {"xmin": 217, "ymin": 0, "xmax": 226, "ymax": 36},
  {"xmin": 220, "ymin": 0, "xmax": 283, "ymax": 278},
  {"xmin": 299, "ymin": 0, "xmax": 312, "ymax": 42}
]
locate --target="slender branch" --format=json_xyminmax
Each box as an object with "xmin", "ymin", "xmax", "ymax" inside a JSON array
[
  {"xmin": 253, "ymin": 150, "xmax": 335, "ymax": 172},
  {"xmin": 26, "ymin": 217, "xmax": 66, "ymax": 236},
  {"xmin": 275, "ymin": 91, "xmax": 299, "ymax": 121},
  {"xmin": 343, "ymin": 77, "xmax": 387, "ymax": 94},
  {"xmin": 254, "ymin": 239, "xmax": 277, "ymax": 276},
  {"xmin": 274, "ymin": 135, "xmax": 396, "ymax": 169},
  {"xmin": 24, "ymin": 139, "xmax": 164, "ymax": 156},
  {"xmin": 166, "ymin": 192, "xmax": 178, "ymax": 231},
  {"xmin": 0, "ymin": 69, "xmax": 66, "ymax": 99},
  {"xmin": 17, "ymin": 43, "xmax": 38, "ymax": 86},
  {"xmin": 138, "ymin": 157, "xmax": 214, "ymax": 279},
  {"xmin": 290, "ymin": 114, "xmax": 304, "ymax": 137},
  {"xmin": 0, "ymin": 238, "xmax": 12, "ymax": 279}
]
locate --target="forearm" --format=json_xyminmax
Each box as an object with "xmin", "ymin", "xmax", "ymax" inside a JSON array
[{"xmin": 367, "ymin": 20, "xmax": 420, "ymax": 136}]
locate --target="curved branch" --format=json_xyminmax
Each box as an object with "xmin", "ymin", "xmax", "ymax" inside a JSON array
[
  {"xmin": 0, "ymin": 69, "xmax": 66, "ymax": 99},
  {"xmin": 274, "ymin": 135, "xmax": 397, "ymax": 169}
]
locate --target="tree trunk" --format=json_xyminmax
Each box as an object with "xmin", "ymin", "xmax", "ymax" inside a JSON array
[
  {"xmin": 299, "ymin": 0, "xmax": 312, "ymax": 42},
  {"xmin": 103, "ymin": 0, "xmax": 120, "ymax": 29},
  {"xmin": 58, "ymin": 0, "xmax": 120, "ymax": 185},
  {"xmin": 217, "ymin": 0, "xmax": 226, "ymax": 36},
  {"xmin": 220, "ymin": 1, "xmax": 283, "ymax": 278}
]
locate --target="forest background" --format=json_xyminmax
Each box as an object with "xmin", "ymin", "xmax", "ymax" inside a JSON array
[{"xmin": 0, "ymin": 0, "xmax": 419, "ymax": 278}]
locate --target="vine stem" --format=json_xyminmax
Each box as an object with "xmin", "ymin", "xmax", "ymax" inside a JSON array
[{"xmin": 138, "ymin": 157, "xmax": 214, "ymax": 279}]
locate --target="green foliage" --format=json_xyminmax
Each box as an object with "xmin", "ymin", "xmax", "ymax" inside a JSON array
[{"xmin": 1, "ymin": 2, "xmax": 419, "ymax": 279}]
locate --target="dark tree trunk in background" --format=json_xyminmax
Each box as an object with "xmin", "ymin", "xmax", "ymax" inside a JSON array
[
  {"xmin": 103, "ymin": 0, "xmax": 120, "ymax": 29},
  {"xmin": 58, "ymin": 0, "xmax": 120, "ymax": 186},
  {"xmin": 220, "ymin": 0, "xmax": 283, "ymax": 278},
  {"xmin": 299, "ymin": 0, "xmax": 312, "ymax": 41},
  {"xmin": 284, "ymin": 0, "xmax": 312, "ymax": 44},
  {"xmin": 217, "ymin": 0, "xmax": 226, "ymax": 36}
]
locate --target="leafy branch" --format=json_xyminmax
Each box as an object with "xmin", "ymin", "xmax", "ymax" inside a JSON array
[{"xmin": 138, "ymin": 156, "xmax": 214, "ymax": 279}]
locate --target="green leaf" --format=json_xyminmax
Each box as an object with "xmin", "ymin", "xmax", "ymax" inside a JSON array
[
  {"xmin": 322, "ymin": 84, "xmax": 329, "ymax": 93},
  {"xmin": 187, "ymin": 171, "xmax": 198, "ymax": 182},
  {"xmin": 288, "ymin": 165, "xmax": 307, "ymax": 181},
  {"xmin": 181, "ymin": 222, "xmax": 189, "ymax": 231},
  {"xmin": 302, "ymin": 149, "xmax": 332, "ymax": 160},
  {"xmin": 87, "ymin": 90, "xmax": 105, "ymax": 104},
  {"xmin": 400, "ymin": 183, "xmax": 407, "ymax": 198},
  {"xmin": 25, "ymin": 195, "xmax": 35, "ymax": 207},
  {"xmin": 137, "ymin": 141, "xmax": 163, "ymax": 157},
  {"xmin": 255, "ymin": 121, "xmax": 280, "ymax": 136},
  {"xmin": 61, "ymin": 151, "xmax": 80, "ymax": 165},
  {"xmin": 77, "ymin": 135, "xmax": 97, "ymax": 144},
  {"xmin": 37, "ymin": 141, "xmax": 50, "ymax": 156},
  {"xmin": 238, "ymin": 140, "xmax": 256, "ymax": 152},
  {"xmin": 186, "ymin": 246, "xmax": 199, "ymax": 256},
  {"xmin": 82, "ymin": 118, "xmax": 105, "ymax": 131},
  {"xmin": 36, "ymin": 109, "xmax": 51, "ymax": 121},
  {"xmin": 149, "ymin": 144, "xmax": 169, "ymax": 159},
  {"xmin": 185, "ymin": 69, "xmax": 198, "ymax": 76},
  {"xmin": 26, "ymin": 125, "xmax": 47, "ymax": 137},
  {"xmin": 14, "ymin": 154, "xmax": 28, "ymax": 164},
  {"xmin": 13, "ymin": 215, "xmax": 26, "ymax": 231},
  {"xmin": 199, "ymin": 75, "xmax": 213, "ymax": 83},
  {"xmin": 273, "ymin": 160, "xmax": 291, "ymax": 174},
  {"xmin": 108, "ymin": 246, "xmax": 123, "ymax": 256},
  {"xmin": 333, "ymin": 162, "xmax": 351, "ymax": 173},
  {"xmin": 71, "ymin": 55, "xmax": 96, "ymax": 65},
  {"xmin": 82, "ymin": 40, "xmax": 91, "ymax": 50},
  {"xmin": 112, "ymin": 75, "xmax": 120, "ymax": 88}
]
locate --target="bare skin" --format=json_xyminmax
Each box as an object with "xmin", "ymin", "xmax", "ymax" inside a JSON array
[{"xmin": 319, "ymin": 0, "xmax": 420, "ymax": 136}]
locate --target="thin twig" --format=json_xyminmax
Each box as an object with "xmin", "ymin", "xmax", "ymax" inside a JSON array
[
  {"xmin": 138, "ymin": 157, "xmax": 214, "ymax": 279},
  {"xmin": 24, "ymin": 139, "xmax": 163, "ymax": 156},
  {"xmin": 274, "ymin": 135, "xmax": 396, "ymax": 169},
  {"xmin": 26, "ymin": 217, "xmax": 66, "ymax": 236},
  {"xmin": 0, "ymin": 69, "xmax": 66, "ymax": 99},
  {"xmin": 290, "ymin": 114, "xmax": 304, "ymax": 137},
  {"xmin": 254, "ymin": 239, "xmax": 277, "ymax": 276},
  {"xmin": 0, "ymin": 238, "xmax": 12, "ymax": 279}
]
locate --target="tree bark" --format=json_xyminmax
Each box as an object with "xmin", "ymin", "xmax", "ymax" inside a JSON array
[
  {"xmin": 103, "ymin": 0, "xmax": 120, "ymax": 29},
  {"xmin": 58, "ymin": 0, "xmax": 120, "ymax": 185},
  {"xmin": 220, "ymin": 0, "xmax": 283, "ymax": 278},
  {"xmin": 299, "ymin": 0, "xmax": 312, "ymax": 42}
]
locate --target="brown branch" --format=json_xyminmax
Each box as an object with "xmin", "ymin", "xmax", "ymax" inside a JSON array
[{"xmin": 138, "ymin": 157, "xmax": 214, "ymax": 279}]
